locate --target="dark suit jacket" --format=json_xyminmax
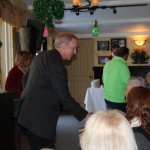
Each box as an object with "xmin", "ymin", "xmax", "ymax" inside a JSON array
[{"xmin": 18, "ymin": 50, "xmax": 88, "ymax": 141}]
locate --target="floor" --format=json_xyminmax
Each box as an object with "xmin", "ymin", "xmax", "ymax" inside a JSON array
[{"xmin": 21, "ymin": 113, "xmax": 85, "ymax": 150}]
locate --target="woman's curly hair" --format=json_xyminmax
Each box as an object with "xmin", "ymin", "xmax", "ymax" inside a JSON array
[{"xmin": 126, "ymin": 86, "xmax": 150, "ymax": 134}]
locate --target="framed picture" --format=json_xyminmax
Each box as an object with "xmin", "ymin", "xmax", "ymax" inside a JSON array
[
  {"xmin": 98, "ymin": 56, "xmax": 107, "ymax": 64},
  {"xmin": 97, "ymin": 41, "xmax": 109, "ymax": 51},
  {"xmin": 111, "ymin": 38, "xmax": 126, "ymax": 50}
]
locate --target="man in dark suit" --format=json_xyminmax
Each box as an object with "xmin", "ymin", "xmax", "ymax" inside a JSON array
[{"xmin": 18, "ymin": 32, "xmax": 91, "ymax": 150}]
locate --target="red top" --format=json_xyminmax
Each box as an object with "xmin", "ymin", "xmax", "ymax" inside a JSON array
[
  {"xmin": 107, "ymin": 55, "xmax": 113, "ymax": 60},
  {"xmin": 5, "ymin": 66, "xmax": 23, "ymax": 98}
]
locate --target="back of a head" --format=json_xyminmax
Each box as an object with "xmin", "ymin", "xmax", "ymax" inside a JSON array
[
  {"xmin": 54, "ymin": 32, "xmax": 78, "ymax": 49},
  {"xmin": 126, "ymin": 76, "xmax": 146, "ymax": 95},
  {"xmin": 117, "ymin": 47, "xmax": 129, "ymax": 57},
  {"xmin": 126, "ymin": 86, "xmax": 150, "ymax": 134},
  {"xmin": 80, "ymin": 110, "xmax": 137, "ymax": 150}
]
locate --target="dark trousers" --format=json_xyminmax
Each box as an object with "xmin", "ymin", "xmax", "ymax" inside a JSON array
[
  {"xmin": 105, "ymin": 99, "xmax": 127, "ymax": 112},
  {"xmin": 25, "ymin": 129, "xmax": 55, "ymax": 150}
]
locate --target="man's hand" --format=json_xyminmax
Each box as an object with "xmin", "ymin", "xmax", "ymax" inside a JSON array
[
  {"xmin": 79, "ymin": 113, "xmax": 92, "ymax": 137},
  {"xmin": 85, "ymin": 113, "xmax": 92, "ymax": 121},
  {"xmin": 79, "ymin": 128, "xmax": 85, "ymax": 137}
]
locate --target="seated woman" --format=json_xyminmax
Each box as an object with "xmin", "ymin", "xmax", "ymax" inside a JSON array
[
  {"xmin": 126, "ymin": 86, "xmax": 150, "ymax": 150},
  {"xmin": 80, "ymin": 110, "xmax": 137, "ymax": 150},
  {"xmin": 126, "ymin": 76, "xmax": 147, "ymax": 96},
  {"xmin": 5, "ymin": 51, "xmax": 33, "ymax": 150}
]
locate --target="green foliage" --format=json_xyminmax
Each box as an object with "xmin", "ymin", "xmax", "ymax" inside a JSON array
[
  {"xmin": 33, "ymin": 0, "xmax": 65, "ymax": 28},
  {"xmin": 130, "ymin": 48, "xmax": 149, "ymax": 63},
  {"xmin": 0, "ymin": 41, "xmax": 2, "ymax": 48}
]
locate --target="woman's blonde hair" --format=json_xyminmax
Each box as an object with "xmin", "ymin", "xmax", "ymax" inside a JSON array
[
  {"xmin": 80, "ymin": 110, "xmax": 137, "ymax": 150},
  {"xmin": 14, "ymin": 51, "xmax": 32, "ymax": 68}
]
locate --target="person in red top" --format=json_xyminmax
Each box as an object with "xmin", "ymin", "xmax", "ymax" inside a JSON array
[
  {"xmin": 105, "ymin": 44, "xmax": 120, "ymax": 63},
  {"xmin": 5, "ymin": 51, "xmax": 32, "ymax": 150}
]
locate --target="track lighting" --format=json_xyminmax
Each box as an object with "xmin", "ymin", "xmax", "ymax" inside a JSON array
[
  {"xmin": 113, "ymin": 8, "xmax": 117, "ymax": 14},
  {"xmin": 64, "ymin": 0, "xmax": 147, "ymax": 16},
  {"xmin": 89, "ymin": 9, "xmax": 94, "ymax": 15},
  {"xmin": 76, "ymin": 10, "xmax": 80, "ymax": 15}
]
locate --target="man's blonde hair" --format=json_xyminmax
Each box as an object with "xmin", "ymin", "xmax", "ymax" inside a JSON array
[
  {"xmin": 80, "ymin": 110, "xmax": 137, "ymax": 150},
  {"xmin": 54, "ymin": 32, "xmax": 78, "ymax": 48}
]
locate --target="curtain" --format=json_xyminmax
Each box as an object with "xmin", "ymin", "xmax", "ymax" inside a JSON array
[{"xmin": 0, "ymin": 0, "xmax": 27, "ymax": 27}]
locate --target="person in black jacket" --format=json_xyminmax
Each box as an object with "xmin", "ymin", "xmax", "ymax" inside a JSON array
[
  {"xmin": 18, "ymin": 32, "xmax": 91, "ymax": 150},
  {"xmin": 126, "ymin": 86, "xmax": 150, "ymax": 150}
]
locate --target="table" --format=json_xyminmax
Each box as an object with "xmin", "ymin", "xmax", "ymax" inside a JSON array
[{"xmin": 84, "ymin": 87, "xmax": 106, "ymax": 113}]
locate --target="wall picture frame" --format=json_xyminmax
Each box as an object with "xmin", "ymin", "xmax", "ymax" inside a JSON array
[
  {"xmin": 98, "ymin": 56, "xmax": 107, "ymax": 64},
  {"xmin": 97, "ymin": 41, "xmax": 109, "ymax": 51},
  {"xmin": 111, "ymin": 38, "xmax": 126, "ymax": 50}
]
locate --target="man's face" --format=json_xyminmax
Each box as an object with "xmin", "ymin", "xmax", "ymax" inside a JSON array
[
  {"xmin": 113, "ymin": 48, "xmax": 119, "ymax": 56},
  {"xmin": 62, "ymin": 39, "xmax": 78, "ymax": 60}
]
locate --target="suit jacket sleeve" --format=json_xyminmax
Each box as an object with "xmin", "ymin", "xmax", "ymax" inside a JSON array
[
  {"xmin": 49, "ymin": 61, "xmax": 88, "ymax": 121},
  {"xmin": 22, "ymin": 67, "xmax": 30, "ymax": 89}
]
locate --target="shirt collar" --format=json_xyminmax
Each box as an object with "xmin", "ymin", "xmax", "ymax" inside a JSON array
[
  {"xmin": 114, "ymin": 56, "xmax": 127, "ymax": 64},
  {"xmin": 130, "ymin": 117, "xmax": 141, "ymax": 128}
]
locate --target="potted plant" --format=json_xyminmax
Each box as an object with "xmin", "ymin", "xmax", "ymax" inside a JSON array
[
  {"xmin": 130, "ymin": 47, "xmax": 149, "ymax": 64},
  {"xmin": 33, "ymin": 0, "xmax": 65, "ymax": 29}
]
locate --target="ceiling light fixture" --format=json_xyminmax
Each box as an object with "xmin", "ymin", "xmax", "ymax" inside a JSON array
[
  {"xmin": 113, "ymin": 7, "xmax": 117, "ymax": 14},
  {"xmin": 134, "ymin": 40, "xmax": 146, "ymax": 46},
  {"xmin": 91, "ymin": 20, "xmax": 100, "ymax": 36},
  {"xmin": 64, "ymin": 0, "xmax": 147, "ymax": 16}
]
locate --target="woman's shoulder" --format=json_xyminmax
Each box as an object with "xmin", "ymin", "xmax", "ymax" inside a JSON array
[
  {"xmin": 8, "ymin": 66, "xmax": 20, "ymax": 73},
  {"xmin": 133, "ymin": 127, "xmax": 150, "ymax": 139}
]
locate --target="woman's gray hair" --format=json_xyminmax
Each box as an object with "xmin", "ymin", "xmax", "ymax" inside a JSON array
[
  {"xmin": 130, "ymin": 76, "xmax": 146, "ymax": 86},
  {"xmin": 126, "ymin": 76, "xmax": 149, "ymax": 96}
]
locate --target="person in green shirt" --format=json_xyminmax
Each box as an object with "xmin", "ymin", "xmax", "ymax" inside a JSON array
[{"xmin": 102, "ymin": 47, "xmax": 130, "ymax": 112}]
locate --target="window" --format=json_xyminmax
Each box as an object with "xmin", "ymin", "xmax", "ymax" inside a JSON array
[{"xmin": 0, "ymin": 20, "xmax": 13, "ymax": 89}]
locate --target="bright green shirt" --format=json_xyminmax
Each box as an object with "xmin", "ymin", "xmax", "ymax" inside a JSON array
[{"xmin": 102, "ymin": 56, "xmax": 130, "ymax": 103}]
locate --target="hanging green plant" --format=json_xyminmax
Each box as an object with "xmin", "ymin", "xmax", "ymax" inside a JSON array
[
  {"xmin": 33, "ymin": 0, "xmax": 65, "ymax": 28},
  {"xmin": 0, "ymin": 41, "xmax": 2, "ymax": 48}
]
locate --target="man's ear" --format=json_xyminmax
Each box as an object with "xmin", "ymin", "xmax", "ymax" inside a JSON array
[
  {"xmin": 123, "ymin": 54, "xmax": 129, "ymax": 60},
  {"xmin": 61, "ymin": 43, "xmax": 66, "ymax": 51}
]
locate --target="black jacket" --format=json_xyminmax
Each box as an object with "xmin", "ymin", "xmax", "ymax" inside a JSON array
[
  {"xmin": 133, "ymin": 127, "xmax": 150, "ymax": 150},
  {"xmin": 18, "ymin": 50, "xmax": 88, "ymax": 141}
]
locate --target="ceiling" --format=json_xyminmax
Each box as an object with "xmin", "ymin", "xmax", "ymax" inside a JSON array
[{"xmin": 23, "ymin": 0, "xmax": 150, "ymax": 38}]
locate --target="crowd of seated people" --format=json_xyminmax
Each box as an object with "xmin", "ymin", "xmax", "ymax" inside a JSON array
[
  {"xmin": 80, "ymin": 110, "xmax": 138, "ymax": 150},
  {"xmin": 79, "ymin": 75, "xmax": 150, "ymax": 150}
]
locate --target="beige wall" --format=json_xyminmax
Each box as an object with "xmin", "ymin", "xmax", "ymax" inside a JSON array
[{"xmin": 93, "ymin": 36, "xmax": 150, "ymax": 66}]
